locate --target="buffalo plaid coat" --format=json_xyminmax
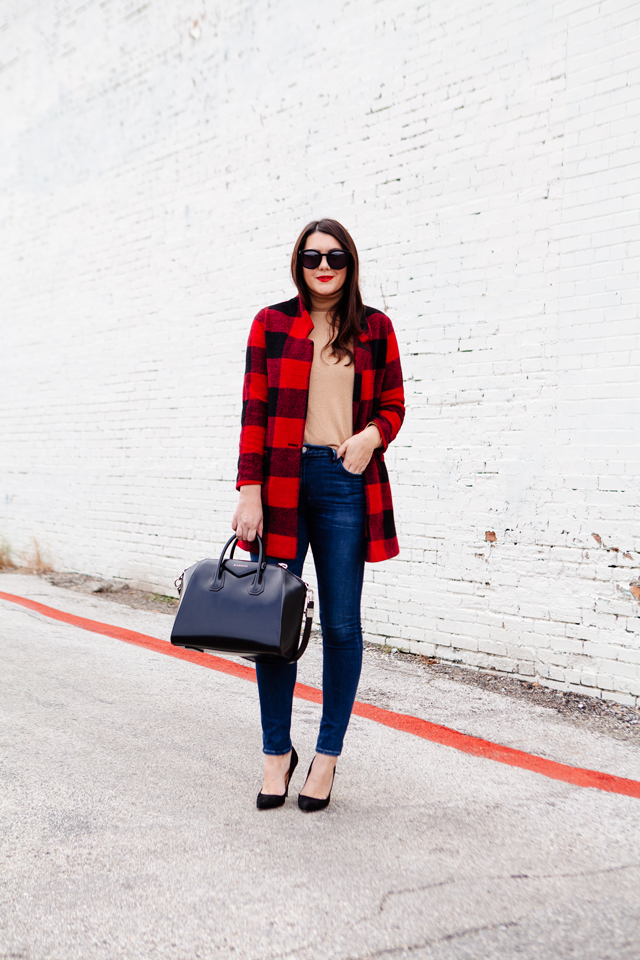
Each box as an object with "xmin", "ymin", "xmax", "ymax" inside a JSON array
[{"xmin": 236, "ymin": 295, "xmax": 405, "ymax": 562}]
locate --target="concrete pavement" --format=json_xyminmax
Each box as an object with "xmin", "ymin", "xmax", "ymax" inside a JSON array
[{"xmin": 1, "ymin": 572, "xmax": 640, "ymax": 959}]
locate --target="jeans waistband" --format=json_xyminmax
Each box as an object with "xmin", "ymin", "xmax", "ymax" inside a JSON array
[{"xmin": 301, "ymin": 444, "xmax": 339, "ymax": 459}]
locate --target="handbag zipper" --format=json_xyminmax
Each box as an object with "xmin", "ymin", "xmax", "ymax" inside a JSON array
[{"xmin": 276, "ymin": 562, "xmax": 314, "ymax": 611}]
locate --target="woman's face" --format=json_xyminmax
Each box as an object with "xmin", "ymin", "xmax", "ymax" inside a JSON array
[{"xmin": 302, "ymin": 231, "xmax": 348, "ymax": 302}]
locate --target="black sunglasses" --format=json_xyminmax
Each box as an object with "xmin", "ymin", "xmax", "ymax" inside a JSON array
[{"xmin": 299, "ymin": 248, "xmax": 350, "ymax": 270}]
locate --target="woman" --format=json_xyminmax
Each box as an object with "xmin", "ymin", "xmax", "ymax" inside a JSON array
[{"xmin": 232, "ymin": 218, "xmax": 404, "ymax": 811}]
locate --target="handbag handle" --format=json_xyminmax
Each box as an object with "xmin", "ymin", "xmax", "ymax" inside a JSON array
[
  {"xmin": 208, "ymin": 534, "xmax": 314, "ymax": 662},
  {"xmin": 210, "ymin": 534, "xmax": 266, "ymax": 593}
]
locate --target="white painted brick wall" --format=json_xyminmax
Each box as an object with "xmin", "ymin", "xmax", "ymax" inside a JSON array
[{"xmin": 1, "ymin": 0, "xmax": 639, "ymax": 705}]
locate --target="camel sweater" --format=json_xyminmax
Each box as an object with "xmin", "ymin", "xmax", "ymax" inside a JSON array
[{"xmin": 303, "ymin": 317, "xmax": 354, "ymax": 447}]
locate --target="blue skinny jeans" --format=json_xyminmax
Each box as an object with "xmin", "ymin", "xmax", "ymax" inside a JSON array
[{"xmin": 253, "ymin": 444, "xmax": 366, "ymax": 757}]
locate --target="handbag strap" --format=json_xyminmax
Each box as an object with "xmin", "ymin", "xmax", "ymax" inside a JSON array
[{"xmin": 289, "ymin": 593, "xmax": 314, "ymax": 662}]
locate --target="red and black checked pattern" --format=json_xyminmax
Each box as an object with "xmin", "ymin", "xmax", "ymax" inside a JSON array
[{"xmin": 236, "ymin": 296, "xmax": 405, "ymax": 562}]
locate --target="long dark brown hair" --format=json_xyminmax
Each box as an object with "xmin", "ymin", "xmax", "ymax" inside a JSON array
[{"xmin": 291, "ymin": 218, "xmax": 364, "ymax": 365}]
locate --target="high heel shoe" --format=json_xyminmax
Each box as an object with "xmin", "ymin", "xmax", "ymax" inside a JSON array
[
  {"xmin": 256, "ymin": 747, "xmax": 298, "ymax": 810},
  {"xmin": 297, "ymin": 756, "xmax": 336, "ymax": 813}
]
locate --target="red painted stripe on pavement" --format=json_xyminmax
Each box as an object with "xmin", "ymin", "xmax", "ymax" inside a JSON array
[
  {"xmin": 2, "ymin": 589, "xmax": 639, "ymax": 799},
  {"xmin": 349, "ymin": 701, "xmax": 640, "ymax": 798},
  {"xmin": 0, "ymin": 591, "xmax": 259, "ymax": 683}
]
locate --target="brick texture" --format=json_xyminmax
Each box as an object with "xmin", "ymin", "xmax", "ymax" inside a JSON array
[{"xmin": 1, "ymin": 0, "xmax": 638, "ymax": 705}]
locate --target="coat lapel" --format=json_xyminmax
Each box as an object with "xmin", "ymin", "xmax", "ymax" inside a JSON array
[
  {"xmin": 289, "ymin": 296, "xmax": 313, "ymax": 340},
  {"xmin": 353, "ymin": 315, "xmax": 371, "ymax": 418}
]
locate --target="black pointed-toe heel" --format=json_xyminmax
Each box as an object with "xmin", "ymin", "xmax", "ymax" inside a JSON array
[
  {"xmin": 256, "ymin": 747, "xmax": 298, "ymax": 810},
  {"xmin": 297, "ymin": 756, "xmax": 336, "ymax": 813}
]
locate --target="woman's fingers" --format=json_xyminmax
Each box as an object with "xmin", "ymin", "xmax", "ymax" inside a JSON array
[
  {"xmin": 236, "ymin": 526, "xmax": 254, "ymax": 541},
  {"xmin": 339, "ymin": 429, "xmax": 378, "ymax": 474},
  {"xmin": 343, "ymin": 444, "xmax": 368, "ymax": 473},
  {"xmin": 339, "ymin": 438, "xmax": 356, "ymax": 471},
  {"xmin": 231, "ymin": 502, "xmax": 263, "ymax": 542}
]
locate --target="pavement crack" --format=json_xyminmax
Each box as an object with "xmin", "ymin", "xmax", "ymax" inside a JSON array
[
  {"xmin": 379, "ymin": 877, "xmax": 457, "ymax": 912},
  {"xmin": 345, "ymin": 920, "xmax": 521, "ymax": 959},
  {"xmin": 518, "ymin": 861, "xmax": 640, "ymax": 882}
]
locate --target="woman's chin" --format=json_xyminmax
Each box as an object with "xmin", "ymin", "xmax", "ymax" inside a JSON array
[{"xmin": 311, "ymin": 283, "xmax": 341, "ymax": 299}]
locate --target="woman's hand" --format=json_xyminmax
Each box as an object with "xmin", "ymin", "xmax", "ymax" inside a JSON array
[
  {"xmin": 232, "ymin": 484, "xmax": 263, "ymax": 542},
  {"xmin": 336, "ymin": 424, "xmax": 382, "ymax": 474}
]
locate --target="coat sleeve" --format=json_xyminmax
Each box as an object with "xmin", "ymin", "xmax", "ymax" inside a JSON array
[
  {"xmin": 236, "ymin": 309, "xmax": 268, "ymax": 489},
  {"xmin": 370, "ymin": 320, "xmax": 405, "ymax": 452}
]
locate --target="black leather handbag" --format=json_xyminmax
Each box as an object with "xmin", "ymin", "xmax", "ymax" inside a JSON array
[{"xmin": 170, "ymin": 534, "xmax": 314, "ymax": 663}]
